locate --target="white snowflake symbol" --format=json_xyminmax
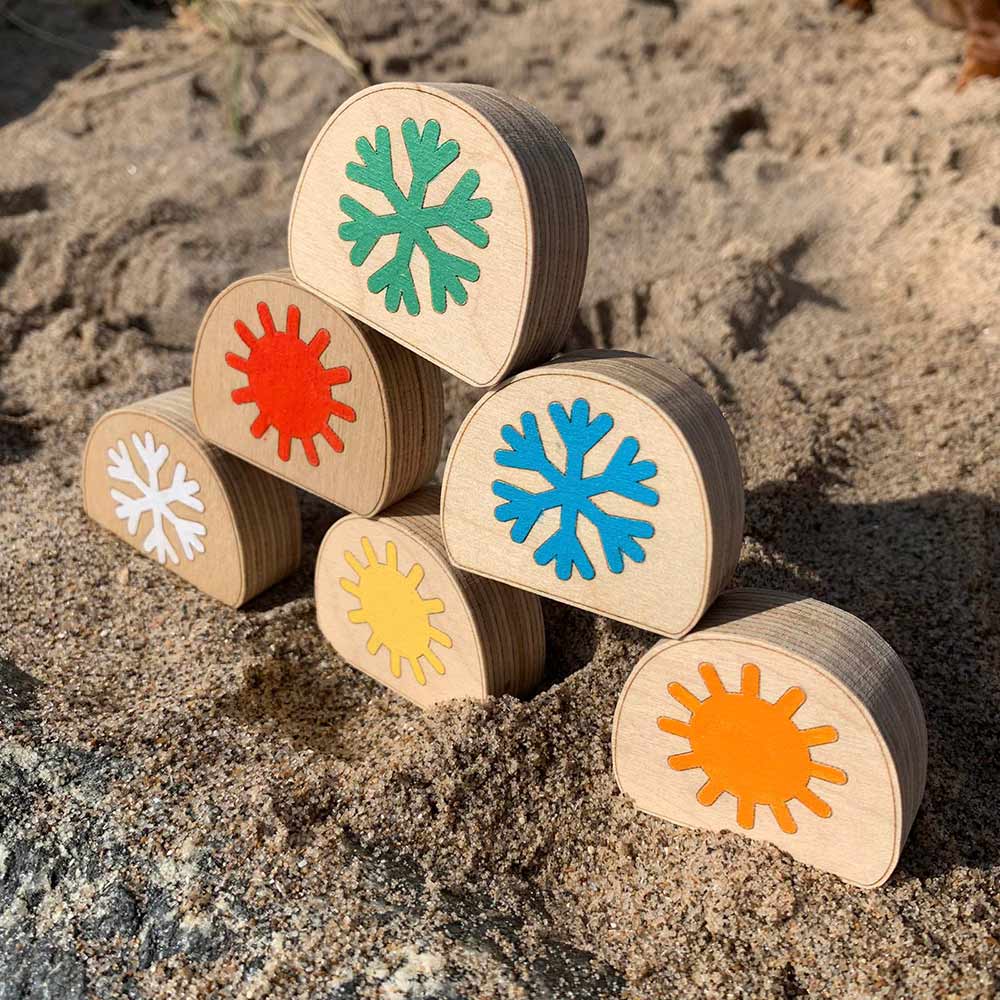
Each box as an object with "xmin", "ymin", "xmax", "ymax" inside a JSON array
[{"xmin": 106, "ymin": 431, "xmax": 207, "ymax": 565}]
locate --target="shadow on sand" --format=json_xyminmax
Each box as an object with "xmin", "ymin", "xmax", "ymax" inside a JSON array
[
  {"xmin": 741, "ymin": 469, "xmax": 999, "ymax": 880},
  {"xmin": 0, "ymin": 0, "xmax": 167, "ymax": 127}
]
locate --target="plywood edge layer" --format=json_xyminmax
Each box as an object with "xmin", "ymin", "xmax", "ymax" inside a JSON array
[
  {"xmin": 364, "ymin": 333, "xmax": 444, "ymax": 513},
  {"xmin": 435, "ymin": 83, "xmax": 589, "ymax": 382}
]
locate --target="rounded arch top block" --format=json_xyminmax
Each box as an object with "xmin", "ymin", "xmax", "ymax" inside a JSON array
[
  {"xmin": 315, "ymin": 486, "xmax": 545, "ymax": 709},
  {"xmin": 612, "ymin": 590, "xmax": 928, "ymax": 887},
  {"xmin": 288, "ymin": 82, "xmax": 588, "ymax": 387},
  {"xmin": 192, "ymin": 271, "xmax": 443, "ymax": 516},
  {"xmin": 441, "ymin": 351, "xmax": 745, "ymax": 638},
  {"xmin": 82, "ymin": 387, "xmax": 301, "ymax": 608}
]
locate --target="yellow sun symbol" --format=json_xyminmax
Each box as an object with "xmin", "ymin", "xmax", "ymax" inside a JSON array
[
  {"xmin": 657, "ymin": 662, "xmax": 848, "ymax": 835},
  {"xmin": 339, "ymin": 537, "xmax": 453, "ymax": 685}
]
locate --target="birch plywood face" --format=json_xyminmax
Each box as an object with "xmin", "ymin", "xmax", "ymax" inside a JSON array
[
  {"xmin": 316, "ymin": 488, "xmax": 545, "ymax": 709},
  {"xmin": 612, "ymin": 590, "xmax": 928, "ymax": 887},
  {"xmin": 288, "ymin": 82, "xmax": 588, "ymax": 387},
  {"xmin": 441, "ymin": 353, "xmax": 744, "ymax": 638},
  {"xmin": 82, "ymin": 388, "xmax": 300, "ymax": 607},
  {"xmin": 192, "ymin": 272, "xmax": 443, "ymax": 516}
]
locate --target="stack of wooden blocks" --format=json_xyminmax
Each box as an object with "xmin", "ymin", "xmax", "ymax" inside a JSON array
[{"xmin": 82, "ymin": 83, "xmax": 927, "ymax": 888}]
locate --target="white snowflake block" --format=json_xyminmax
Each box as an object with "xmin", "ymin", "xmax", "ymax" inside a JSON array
[
  {"xmin": 441, "ymin": 352, "xmax": 746, "ymax": 639},
  {"xmin": 289, "ymin": 82, "xmax": 588, "ymax": 388},
  {"xmin": 82, "ymin": 387, "xmax": 301, "ymax": 607}
]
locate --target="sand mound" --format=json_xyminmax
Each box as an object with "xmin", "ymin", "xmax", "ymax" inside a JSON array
[{"xmin": 1, "ymin": 1, "xmax": 998, "ymax": 996}]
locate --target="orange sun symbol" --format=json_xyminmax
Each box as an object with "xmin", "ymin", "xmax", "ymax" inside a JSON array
[
  {"xmin": 225, "ymin": 301, "xmax": 356, "ymax": 466},
  {"xmin": 657, "ymin": 662, "xmax": 848, "ymax": 835}
]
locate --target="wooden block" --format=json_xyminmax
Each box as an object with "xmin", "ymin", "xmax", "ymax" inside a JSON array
[
  {"xmin": 441, "ymin": 350, "xmax": 744, "ymax": 638},
  {"xmin": 191, "ymin": 270, "xmax": 443, "ymax": 516},
  {"xmin": 315, "ymin": 486, "xmax": 545, "ymax": 709},
  {"xmin": 288, "ymin": 82, "xmax": 588, "ymax": 388},
  {"xmin": 612, "ymin": 589, "xmax": 927, "ymax": 887},
  {"xmin": 82, "ymin": 387, "xmax": 301, "ymax": 607}
]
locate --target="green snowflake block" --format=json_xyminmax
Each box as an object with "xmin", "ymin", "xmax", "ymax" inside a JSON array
[{"xmin": 338, "ymin": 118, "xmax": 493, "ymax": 316}]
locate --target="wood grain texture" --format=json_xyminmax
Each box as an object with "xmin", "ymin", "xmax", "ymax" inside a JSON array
[
  {"xmin": 82, "ymin": 387, "xmax": 301, "ymax": 607},
  {"xmin": 441, "ymin": 350, "xmax": 744, "ymax": 638},
  {"xmin": 288, "ymin": 82, "xmax": 588, "ymax": 388},
  {"xmin": 612, "ymin": 589, "xmax": 927, "ymax": 887},
  {"xmin": 191, "ymin": 270, "xmax": 443, "ymax": 516},
  {"xmin": 316, "ymin": 485, "xmax": 545, "ymax": 709}
]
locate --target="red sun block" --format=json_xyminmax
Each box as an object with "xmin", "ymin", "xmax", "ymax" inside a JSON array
[{"xmin": 226, "ymin": 302, "xmax": 357, "ymax": 467}]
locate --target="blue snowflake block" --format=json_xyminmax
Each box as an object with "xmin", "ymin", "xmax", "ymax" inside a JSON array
[{"xmin": 491, "ymin": 399, "xmax": 660, "ymax": 581}]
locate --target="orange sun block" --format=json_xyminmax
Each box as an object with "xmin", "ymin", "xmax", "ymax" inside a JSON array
[
  {"xmin": 657, "ymin": 662, "xmax": 847, "ymax": 835},
  {"xmin": 226, "ymin": 301, "xmax": 357, "ymax": 467}
]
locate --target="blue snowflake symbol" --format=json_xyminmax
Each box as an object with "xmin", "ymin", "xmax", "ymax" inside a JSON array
[{"xmin": 491, "ymin": 399, "xmax": 660, "ymax": 581}]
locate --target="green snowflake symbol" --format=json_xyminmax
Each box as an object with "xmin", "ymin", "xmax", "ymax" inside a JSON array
[{"xmin": 338, "ymin": 118, "xmax": 493, "ymax": 316}]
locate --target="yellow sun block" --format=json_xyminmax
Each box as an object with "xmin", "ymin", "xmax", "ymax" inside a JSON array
[
  {"xmin": 657, "ymin": 662, "xmax": 848, "ymax": 835},
  {"xmin": 339, "ymin": 537, "xmax": 452, "ymax": 686}
]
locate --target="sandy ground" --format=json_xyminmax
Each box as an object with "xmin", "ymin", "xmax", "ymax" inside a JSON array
[{"xmin": 1, "ymin": 0, "xmax": 998, "ymax": 997}]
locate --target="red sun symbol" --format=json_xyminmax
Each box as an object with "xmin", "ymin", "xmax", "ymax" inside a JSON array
[{"xmin": 225, "ymin": 302, "xmax": 357, "ymax": 467}]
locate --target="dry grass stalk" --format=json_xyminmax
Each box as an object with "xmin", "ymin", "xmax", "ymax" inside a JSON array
[{"xmin": 174, "ymin": 0, "xmax": 365, "ymax": 81}]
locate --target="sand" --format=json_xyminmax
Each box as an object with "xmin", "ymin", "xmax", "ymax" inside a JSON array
[{"xmin": 1, "ymin": 0, "xmax": 998, "ymax": 997}]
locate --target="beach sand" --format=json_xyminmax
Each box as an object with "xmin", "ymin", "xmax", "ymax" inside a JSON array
[{"xmin": 1, "ymin": 1, "xmax": 998, "ymax": 996}]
